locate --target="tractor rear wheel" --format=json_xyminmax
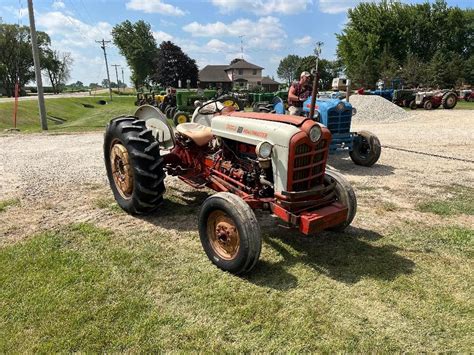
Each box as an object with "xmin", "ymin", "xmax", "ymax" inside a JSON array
[
  {"xmin": 104, "ymin": 116, "xmax": 166, "ymax": 215},
  {"xmin": 424, "ymin": 100, "xmax": 433, "ymax": 110},
  {"xmin": 324, "ymin": 170, "xmax": 357, "ymax": 232},
  {"xmin": 442, "ymin": 92, "xmax": 457, "ymax": 109},
  {"xmin": 199, "ymin": 192, "xmax": 262, "ymax": 275},
  {"xmin": 349, "ymin": 130, "xmax": 381, "ymax": 167},
  {"xmin": 173, "ymin": 111, "xmax": 189, "ymax": 126}
]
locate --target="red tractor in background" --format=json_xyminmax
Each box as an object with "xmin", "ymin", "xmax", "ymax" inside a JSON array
[
  {"xmin": 104, "ymin": 100, "xmax": 357, "ymax": 274},
  {"xmin": 414, "ymin": 90, "xmax": 458, "ymax": 110}
]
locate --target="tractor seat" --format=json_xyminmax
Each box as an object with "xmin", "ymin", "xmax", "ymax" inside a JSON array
[{"xmin": 176, "ymin": 123, "xmax": 213, "ymax": 146}]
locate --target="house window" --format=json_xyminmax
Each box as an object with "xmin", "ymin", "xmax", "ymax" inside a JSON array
[
  {"xmin": 253, "ymin": 69, "xmax": 257, "ymax": 75},
  {"xmin": 238, "ymin": 69, "xmax": 243, "ymax": 75}
]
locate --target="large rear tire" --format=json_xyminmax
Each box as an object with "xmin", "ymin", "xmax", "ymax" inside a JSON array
[
  {"xmin": 349, "ymin": 130, "xmax": 381, "ymax": 167},
  {"xmin": 198, "ymin": 192, "xmax": 262, "ymax": 275},
  {"xmin": 104, "ymin": 116, "xmax": 166, "ymax": 215},
  {"xmin": 441, "ymin": 92, "xmax": 457, "ymax": 109},
  {"xmin": 324, "ymin": 170, "xmax": 357, "ymax": 232}
]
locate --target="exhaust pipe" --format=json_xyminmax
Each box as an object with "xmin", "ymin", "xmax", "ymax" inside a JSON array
[{"xmin": 346, "ymin": 79, "xmax": 351, "ymax": 102}]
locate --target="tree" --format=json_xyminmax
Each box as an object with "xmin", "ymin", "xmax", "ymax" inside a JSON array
[
  {"xmin": 89, "ymin": 82, "xmax": 100, "ymax": 89},
  {"xmin": 42, "ymin": 50, "xmax": 73, "ymax": 94},
  {"xmin": 0, "ymin": 24, "xmax": 51, "ymax": 97},
  {"xmin": 151, "ymin": 41, "xmax": 198, "ymax": 87},
  {"xmin": 277, "ymin": 55, "xmax": 301, "ymax": 85},
  {"xmin": 112, "ymin": 20, "xmax": 158, "ymax": 88},
  {"xmin": 336, "ymin": 0, "xmax": 473, "ymax": 87}
]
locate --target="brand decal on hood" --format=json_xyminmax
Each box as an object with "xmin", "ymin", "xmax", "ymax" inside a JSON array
[{"xmin": 226, "ymin": 123, "xmax": 268, "ymax": 139}]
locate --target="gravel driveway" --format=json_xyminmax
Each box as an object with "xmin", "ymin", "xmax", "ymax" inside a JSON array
[{"xmin": 1, "ymin": 109, "xmax": 473, "ymax": 244}]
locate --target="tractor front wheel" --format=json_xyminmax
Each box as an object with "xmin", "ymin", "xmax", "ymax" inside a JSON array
[
  {"xmin": 349, "ymin": 130, "xmax": 381, "ymax": 167},
  {"xmin": 173, "ymin": 111, "xmax": 189, "ymax": 126},
  {"xmin": 199, "ymin": 192, "xmax": 262, "ymax": 275},
  {"xmin": 104, "ymin": 116, "xmax": 166, "ymax": 215},
  {"xmin": 324, "ymin": 170, "xmax": 357, "ymax": 232},
  {"xmin": 219, "ymin": 95, "xmax": 243, "ymax": 111},
  {"xmin": 424, "ymin": 100, "xmax": 433, "ymax": 110},
  {"xmin": 409, "ymin": 100, "xmax": 417, "ymax": 110}
]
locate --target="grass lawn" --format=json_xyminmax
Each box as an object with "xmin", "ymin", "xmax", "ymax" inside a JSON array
[
  {"xmin": 0, "ymin": 220, "xmax": 472, "ymax": 352},
  {"xmin": 0, "ymin": 96, "xmax": 136, "ymax": 133}
]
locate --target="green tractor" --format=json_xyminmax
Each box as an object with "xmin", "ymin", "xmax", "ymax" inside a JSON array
[{"xmin": 160, "ymin": 89, "xmax": 243, "ymax": 126}]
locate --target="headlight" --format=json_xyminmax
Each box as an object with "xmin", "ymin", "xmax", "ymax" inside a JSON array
[
  {"xmin": 256, "ymin": 141, "xmax": 273, "ymax": 159},
  {"xmin": 352, "ymin": 107, "xmax": 357, "ymax": 115},
  {"xmin": 336, "ymin": 102, "xmax": 345, "ymax": 112},
  {"xmin": 309, "ymin": 125, "xmax": 322, "ymax": 143},
  {"xmin": 313, "ymin": 110, "xmax": 320, "ymax": 120}
]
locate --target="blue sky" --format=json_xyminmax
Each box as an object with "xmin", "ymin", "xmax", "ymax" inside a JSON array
[{"xmin": 1, "ymin": 0, "xmax": 472, "ymax": 86}]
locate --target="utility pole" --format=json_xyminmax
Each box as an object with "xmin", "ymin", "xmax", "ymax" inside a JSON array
[
  {"xmin": 27, "ymin": 0, "xmax": 47, "ymax": 130},
  {"xmin": 96, "ymin": 39, "xmax": 113, "ymax": 101},
  {"xmin": 309, "ymin": 41, "xmax": 323, "ymax": 121},
  {"xmin": 121, "ymin": 67, "xmax": 125, "ymax": 90},
  {"xmin": 239, "ymin": 35, "xmax": 245, "ymax": 59},
  {"xmin": 112, "ymin": 64, "xmax": 120, "ymax": 93}
]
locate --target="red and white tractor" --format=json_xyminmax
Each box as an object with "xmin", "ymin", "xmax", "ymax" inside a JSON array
[{"xmin": 104, "ymin": 100, "xmax": 357, "ymax": 274}]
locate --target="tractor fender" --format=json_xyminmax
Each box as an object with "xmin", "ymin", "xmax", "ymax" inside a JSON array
[{"xmin": 134, "ymin": 104, "xmax": 175, "ymax": 150}]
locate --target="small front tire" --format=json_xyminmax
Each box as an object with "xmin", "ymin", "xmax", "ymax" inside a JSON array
[
  {"xmin": 324, "ymin": 170, "xmax": 357, "ymax": 232},
  {"xmin": 173, "ymin": 111, "xmax": 189, "ymax": 126},
  {"xmin": 198, "ymin": 192, "xmax": 262, "ymax": 275}
]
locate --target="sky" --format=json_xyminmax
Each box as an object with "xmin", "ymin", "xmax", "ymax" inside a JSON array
[{"xmin": 1, "ymin": 0, "xmax": 472, "ymax": 86}]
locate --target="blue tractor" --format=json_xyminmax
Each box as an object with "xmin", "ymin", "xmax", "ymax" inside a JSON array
[
  {"xmin": 253, "ymin": 94, "xmax": 382, "ymax": 166},
  {"xmin": 302, "ymin": 96, "xmax": 382, "ymax": 167}
]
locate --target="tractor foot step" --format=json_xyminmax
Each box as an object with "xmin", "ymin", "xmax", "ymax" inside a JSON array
[{"xmin": 178, "ymin": 175, "xmax": 207, "ymax": 188}]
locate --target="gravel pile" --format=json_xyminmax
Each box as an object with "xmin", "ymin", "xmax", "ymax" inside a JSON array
[{"xmin": 348, "ymin": 94, "xmax": 409, "ymax": 122}]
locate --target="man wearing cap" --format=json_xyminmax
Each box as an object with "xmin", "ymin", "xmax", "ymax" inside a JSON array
[{"xmin": 287, "ymin": 71, "xmax": 312, "ymax": 116}]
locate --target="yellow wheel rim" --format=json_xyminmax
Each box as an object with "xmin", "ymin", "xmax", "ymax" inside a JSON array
[
  {"xmin": 177, "ymin": 115, "xmax": 187, "ymax": 124},
  {"xmin": 110, "ymin": 140, "xmax": 133, "ymax": 199},
  {"xmin": 207, "ymin": 210, "xmax": 240, "ymax": 260},
  {"xmin": 223, "ymin": 99, "xmax": 238, "ymax": 108}
]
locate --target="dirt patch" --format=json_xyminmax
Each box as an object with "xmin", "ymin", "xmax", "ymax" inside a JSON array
[{"xmin": 1, "ymin": 110, "xmax": 473, "ymax": 246}]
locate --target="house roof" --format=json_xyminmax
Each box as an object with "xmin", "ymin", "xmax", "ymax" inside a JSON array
[
  {"xmin": 261, "ymin": 76, "xmax": 280, "ymax": 85},
  {"xmin": 226, "ymin": 59, "xmax": 263, "ymax": 70},
  {"xmin": 199, "ymin": 65, "xmax": 231, "ymax": 82}
]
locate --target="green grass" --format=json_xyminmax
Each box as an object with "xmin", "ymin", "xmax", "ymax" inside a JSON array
[
  {"xmin": 94, "ymin": 197, "xmax": 124, "ymax": 214},
  {"xmin": 455, "ymin": 100, "xmax": 474, "ymax": 110},
  {"xmin": 0, "ymin": 198, "xmax": 20, "ymax": 212},
  {"xmin": 417, "ymin": 185, "xmax": 474, "ymax": 216},
  {"xmin": 0, "ymin": 96, "xmax": 136, "ymax": 133},
  {"xmin": 1, "ymin": 222, "xmax": 472, "ymax": 352}
]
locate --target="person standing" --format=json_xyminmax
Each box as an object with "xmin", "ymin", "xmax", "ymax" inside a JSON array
[{"xmin": 287, "ymin": 71, "xmax": 312, "ymax": 116}]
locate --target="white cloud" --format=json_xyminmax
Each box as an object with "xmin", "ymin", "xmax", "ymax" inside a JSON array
[
  {"xmin": 37, "ymin": 11, "xmax": 112, "ymax": 48},
  {"xmin": 211, "ymin": 0, "xmax": 312, "ymax": 15},
  {"xmin": 126, "ymin": 0, "xmax": 185, "ymax": 16},
  {"xmin": 52, "ymin": 1, "xmax": 65, "ymax": 10},
  {"xmin": 318, "ymin": 0, "xmax": 378, "ymax": 14},
  {"xmin": 153, "ymin": 30, "xmax": 174, "ymax": 43},
  {"xmin": 2, "ymin": 6, "xmax": 28, "ymax": 19},
  {"xmin": 183, "ymin": 16, "xmax": 287, "ymax": 50},
  {"xmin": 294, "ymin": 35, "xmax": 313, "ymax": 45}
]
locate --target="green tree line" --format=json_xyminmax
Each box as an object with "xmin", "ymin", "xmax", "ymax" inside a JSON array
[
  {"xmin": 0, "ymin": 24, "xmax": 73, "ymax": 97},
  {"xmin": 337, "ymin": 0, "xmax": 473, "ymax": 88},
  {"xmin": 112, "ymin": 20, "xmax": 198, "ymax": 89}
]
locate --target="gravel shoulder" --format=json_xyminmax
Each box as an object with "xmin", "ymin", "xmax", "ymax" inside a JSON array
[{"xmin": 1, "ymin": 109, "xmax": 473, "ymax": 245}]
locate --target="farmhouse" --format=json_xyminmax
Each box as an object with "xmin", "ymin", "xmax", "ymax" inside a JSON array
[{"xmin": 198, "ymin": 59, "xmax": 280, "ymax": 91}]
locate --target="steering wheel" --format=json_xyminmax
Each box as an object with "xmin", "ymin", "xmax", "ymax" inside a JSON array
[{"xmin": 197, "ymin": 99, "xmax": 222, "ymax": 115}]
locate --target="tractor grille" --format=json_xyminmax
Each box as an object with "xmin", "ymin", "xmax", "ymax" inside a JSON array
[
  {"xmin": 290, "ymin": 139, "xmax": 327, "ymax": 192},
  {"xmin": 327, "ymin": 109, "xmax": 351, "ymax": 134}
]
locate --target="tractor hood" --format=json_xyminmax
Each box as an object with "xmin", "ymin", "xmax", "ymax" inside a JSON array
[
  {"xmin": 211, "ymin": 113, "xmax": 302, "ymax": 147},
  {"xmin": 302, "ymin": 97, "xmax": 353, "ymax": 113}
]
